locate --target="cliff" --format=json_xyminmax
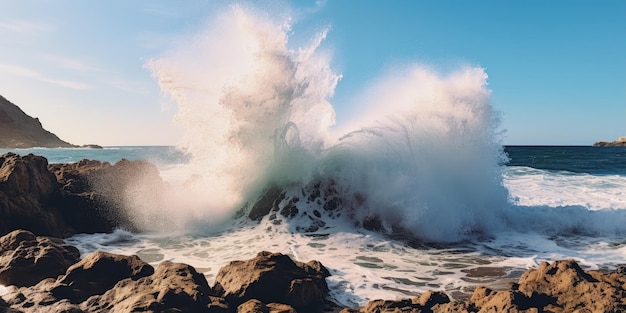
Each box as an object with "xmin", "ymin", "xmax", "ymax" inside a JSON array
[{"xmin": 0, "ymin": 95, "xmax": 75, "ymax": 148}]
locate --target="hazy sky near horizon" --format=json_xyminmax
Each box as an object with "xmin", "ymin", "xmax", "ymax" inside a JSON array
[{"xmin": 0, "ymin": 0, "xmax": 623, "ymax": 146}]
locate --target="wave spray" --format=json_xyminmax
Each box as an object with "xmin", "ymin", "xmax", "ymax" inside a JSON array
[{"xmin": 142, "ymin": 4, "xmax": 510, "ymax": 242}]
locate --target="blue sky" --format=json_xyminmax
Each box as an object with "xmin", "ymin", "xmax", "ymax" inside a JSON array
[{"xmin": 0, "ymin": 0, "xmax": 623, "ymax": 146}]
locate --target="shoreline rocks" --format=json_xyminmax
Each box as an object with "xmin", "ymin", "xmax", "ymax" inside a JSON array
[
  {"xmin": 1, "ymin": 230, "xmax": 625, "ymax": 312},
  {"xmin": 0, "ymin": 153, "xmax": 163, "ymax": 237}
]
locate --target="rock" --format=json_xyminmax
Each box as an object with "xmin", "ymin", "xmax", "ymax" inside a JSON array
[
  {"xmin": 51, "ymin": 251, "xmax": 154, "ymax": 303},
  {"xmin": 0, "ymin": 229, "xmax": 80, "ymax": 287},
  {"xmin": 84, "ymin": 261, "xmax": 228, "ymax": 313},
  {"xmin": 593, "ymin": 137, "xmax": 626, "ymax": 147},
  {"xmin": 248, "ymin": 186, "xmax": 285, "ymax": 221},
  {"xmin": 514, "ymin": 259, "xmax": 626, "ymax": 312},
  {"xmin": 213, "ymin": 251, "xmax": 329, "ymax": 311},
  {"xmin": 238, "ymin": 299, "xmax": 269, "ymax": 313},
  {"xmin": 0, "ymin": 153, "xmax": 67, "ymax": 237},
  {"xmin": 0, "ymin": 152, "xmax": 164, "ymax": 237},
  {"xmin": 48, "ymin": 158, "xmax": 162, "ymax": 234},
  {"xmin": 0, "ymin": 95, "xmax": 75, "ymax": 148}
]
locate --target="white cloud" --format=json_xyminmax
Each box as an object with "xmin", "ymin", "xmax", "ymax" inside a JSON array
[
  {"xmin": 41, "ymin": 54, "xmax": 107, "ymax": 73},
  {"xmin": 0, "ymin": 63, "xmax": 92, "ymax": 90},
  {"xmin": 0, "ymin": 20, "xmax": 53, "ymax": 33}
]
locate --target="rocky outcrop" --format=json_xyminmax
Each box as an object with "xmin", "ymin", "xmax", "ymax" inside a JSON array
[
  {"xmin": 0, "ymin": 230, "xmax": 80, "ymax": 287},
  {"xmin": 0, "ymin": 153, "xmax": 68, "ymax": 237},
  {"xmin": 0, "ymin": 231, "xmax": 332, "ymax": 313},
  {"xmin": 0, "ymin": 95, "xmax": 75, "ymax": 148},
  {"xmin": 593, "ymin": 137, "xmax": 626, "ymax": 146},
  {"xmin": 1, "ymin": 228, "xmax": 625, "ymax": 313},
  {"xmin": 214, "ymin": 251, "xmax": 330, "ymax": 311},
  {"xmin": 0, "ymin": 153, "xmax": 163, "ymax": 237}
]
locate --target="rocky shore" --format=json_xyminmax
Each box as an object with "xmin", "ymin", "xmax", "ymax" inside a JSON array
[
  {"xmin": 2, "ymin": 152, "xmax": 626, "ymax": 312},
  {"xmin": 0, "ymin": 230, "xmax": 625, "ymax": 312}
]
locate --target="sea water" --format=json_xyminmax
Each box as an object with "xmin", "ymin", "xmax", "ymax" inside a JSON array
[
  {"xmin": 3, "ymin": 4, "xmax": 626, "ymax": 307},
  {"xmin": 2, "ymin": 145, "xmax": 625, "ymax": 306}
]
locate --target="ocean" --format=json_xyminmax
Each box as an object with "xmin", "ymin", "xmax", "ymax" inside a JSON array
[
  {"xmin": 2, "ymin": 145, "xmax": 625, "ymax": 306},
  {"xmin": 2, "ymin": 6, "xmax": 625, "ymax": 307}
]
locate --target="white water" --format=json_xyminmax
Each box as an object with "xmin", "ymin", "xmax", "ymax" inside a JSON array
[{"xmin": 11, "ymin": 3, "xmax": 626, "ymax": 308}]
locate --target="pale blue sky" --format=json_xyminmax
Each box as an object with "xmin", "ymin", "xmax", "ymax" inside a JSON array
[{"xmin": 0, "ymin": 0, "xmax": 623, "ymax": 146}]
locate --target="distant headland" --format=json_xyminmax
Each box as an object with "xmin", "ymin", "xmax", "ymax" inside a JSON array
[
  {"xmin": 0, "ymin": 95, "xmax": 101, "ymax": 149},
  {"xmin": 593, "ymin": 137, "xmax": 626, "ymax": 147}
]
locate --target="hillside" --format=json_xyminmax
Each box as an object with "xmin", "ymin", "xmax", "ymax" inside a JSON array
[{"xmin": 0, "ymin": 95, "xmax": 75, "ymax": 148}]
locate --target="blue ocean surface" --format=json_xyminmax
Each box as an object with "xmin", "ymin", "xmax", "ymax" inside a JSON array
[{"xmin": 504, "ymin": 145, "xmax": 626, "ymax": 176}]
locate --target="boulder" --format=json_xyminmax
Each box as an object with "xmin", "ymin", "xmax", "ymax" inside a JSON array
[
  {"xmin": 49, "ymin": 158, "xmax": 164, "ymax": 234},
  {"xmin": 213, "ymin": 251, "xmax": 330, "ymax": 311},
  {"xmin": 514, "ymin": 259, "xmax": 626, "ymax": 312},
  {"xmin": 51, "ymin": 251, "xmax": 154, "ymax": 303},
  {"xmin": 0, "ymin": 229, "xmax": 80, "ymax": 287},
  {"xmin": 83, "ymin": 261, "xmax": 228, "ymax": 313},
  {"xmin": 0, "ymin": 153, "xmax": 66, "ymax": 237}
]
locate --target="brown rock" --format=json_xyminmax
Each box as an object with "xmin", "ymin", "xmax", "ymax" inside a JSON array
[
  {"xmin": 238, "ymin": 299, "xmax": 269, "ymax": 313},
  {"xmin": 0, "ymin": 229, "xmax": 80, "ymax": 287},
  {"xmin": 266, "ymin": 302, "xmax": 297, "ymax": 313},
  {"xmin": 51, "ymin": 251, "xmax": 154, "ymax": 303},
  {"xmin": 84, "ymin": 261, "xmax": 227, "ymax": 313},
  {"xmin": 213, "ymin": 251, "xmax": 329, "ymax": 310},
  {"xmin": 0, "ymin": 153, "xmax": 66, "ymax": 237}
]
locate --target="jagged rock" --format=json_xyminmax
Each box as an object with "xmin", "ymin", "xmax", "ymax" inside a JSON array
[
  {"xmin": 51, "ymin": 251, "xmax": 154, "ymax": 303},
  {"xmin": 83, "ymin": 261, "xmax": 228, "ymax": 313},
  {"xmin": 514, "ymin": 259, "xmax": 626, "ymax": 312},
  {"xmin": 248, "ymin": 187, "xmax": 285, "ymax": 220},
  {"xmin": 49, "ymin": 158, "xmax": 163, "ymax": 234},
  {"xmin": 0, "ymin": 95, "xmax": 75, "ymax": 148},
  {"xmin": 0, "ymin": 229, "xmax": 80, "ymax": 287},
  {"xmin": 0, "ymin": 153, "xmax": 66, "ymax": 237},
  {"xmin": 213, "ymin": 251, "xmax": 329, "ymax": 311},
  {"xmin": 0, "ymin": 153, "xmax": 164, "ymax": 237}
]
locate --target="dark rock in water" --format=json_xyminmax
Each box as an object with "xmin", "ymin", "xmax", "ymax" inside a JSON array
[
  {"xmin": 0, "ymin": 95, "xmax": 76, "ymax": 148},
  {"xmin": 248, "ymin": 186, "xmax": 285, "ymax": 221},
  {"xmin": 49, "ymin": 158, "xmax": 164, "ymax": 235},
  {"xmin": 213, "ymin": 251, "xmax": 330, "ymax": 311},
  {"xmin": 79, "ymin": 144, "xmax": 103, "ymax": 149},
  {"xmin": 0, "ymin": 152, "xmax": 164, "ymax": 237},
  {"xmin": 0, "ymin": 230, "xmax": 80, "ymax": 287}
]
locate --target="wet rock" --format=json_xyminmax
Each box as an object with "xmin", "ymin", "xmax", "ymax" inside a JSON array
[
  {"xmin": 0, "ymin": 229, "xmax": 80, "ymax": 287},
  {"xmin": 248, "ymin": 187, "xmax": 285, "ymax": 221},
  {"xmin": 213, "ymin": 251, "xmax": 329, "ymax": 311},
  {"xmin": 84, "ymin": 261, "xmax": 227, "ymax": 313},
  {"xmin": 0, "ymin": 153, "xmax": 66, "ymax": 237},
  {"xmin": 50, "ymin": 158, "xmax": 164, "ymax": 234},
  {"xmin": 51, "ymin": 251, "xmax": 154, "ymax": 303}
]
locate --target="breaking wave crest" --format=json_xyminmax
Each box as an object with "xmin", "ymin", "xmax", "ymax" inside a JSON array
[{"xmin": 136, "ymin": 3, "xmax": 626, "ymax": 242}]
